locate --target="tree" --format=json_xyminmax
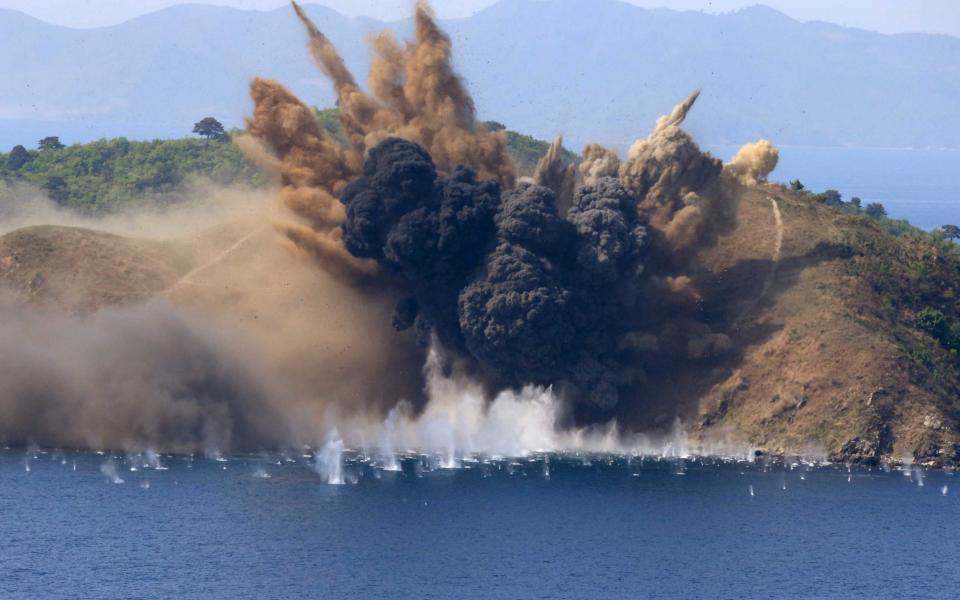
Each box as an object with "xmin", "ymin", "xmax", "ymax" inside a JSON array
[
  {"xmin": 38, "ymin": 136, "xmax": 65, "ymax": 151},
  {"xmin": 6, "ymin": 145, "xmax": 32, "ymax": 170},
  {"xmin": 864, "ymin": 202, "xmax": 887, "ymax": 219},
  {"xmin": 819, "ymin": 189, "xmax": 842, "ymax": 206},
  {"xmin": 192, "ymin": 117, "xmax": 227, "ymax": 141},
  {"xmin": 789, "ymin": 179, "xmax": 805, "ymax": 192},
  {"xmin": 484, "ymin": 120, "xmax": 507, "ymax": 131},
  {"xmin": 849, "ymin": 196, "xmax": 862, "ymax": 211},
  {"xmin": 44, "ymin": 175, "xmax": 68, "ymax": 203},
  {"xmin": 941, "ymin": 224, "xmax": 960, "ymax": 241}
]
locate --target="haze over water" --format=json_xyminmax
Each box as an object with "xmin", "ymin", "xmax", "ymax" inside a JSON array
[{"xmin": 2, "ymin": 450, "xmax": 958, "ymax": 599}]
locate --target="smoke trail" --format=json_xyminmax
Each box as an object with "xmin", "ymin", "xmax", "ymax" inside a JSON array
[
  {"xmin": 617, "ymin": 90, "xmax": 732, "ymax": 256},
  {"xmin": 244, "ymin": 1, "xmax": 518, "ymax": 281},
  {"xmin": 242, "ymin": 79, "xmax": 375, "ymax": 281},
  {"xmin": 655, "ymin": 89, "xmax": 701, "ymax": 132},
  {"xmin": 532, "ymin": 136, "xmax": 576, "ymax": 214},
  {"xmin": 286, "ymin": 0, "xmax": 515, "ymax": 185}
]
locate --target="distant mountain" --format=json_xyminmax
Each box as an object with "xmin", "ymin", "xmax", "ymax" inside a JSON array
[{"xmin": 1, "ymin": 0, "xmax": 958, "ymax": 150}]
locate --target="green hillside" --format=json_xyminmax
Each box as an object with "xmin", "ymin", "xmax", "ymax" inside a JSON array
[
  {"xmin": 0, "ymin": 136, "xmax": 266, "ymax": 214},
  {"xmin": 0, "ymin": 111, "xmax": 577, "ymax": 215}
]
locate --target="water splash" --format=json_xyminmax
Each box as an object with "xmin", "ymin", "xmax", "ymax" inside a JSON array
[
  {"xmin": 914, "ymin": 468, "xmax": 925, "ymax": 488},
  {"xmin": 332, "ymin": 348, "xmax": 757, "ymax": 462},
  {"xmin": 100, "ymin": 459, "xmax": 125, "ymax": 484},
  {"xmin": 145, "ymin": 449, "xmax": 167, "ymax": 470},
  {"xmin": 379, "ymin": 407, "xmax": 402, "ymax": 472},
  {"xmin": 315, "ymin": 430, "xmax": 345, "ymax": 485}
]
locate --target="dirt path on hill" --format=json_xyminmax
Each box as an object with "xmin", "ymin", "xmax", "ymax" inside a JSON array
[
  {"xmin": 759, "ymin": 197, "xmax": 783, "ymax": 300},
  {"xmin": 162, "ymin": 226, "xmax": 267, "ymax": 294}
]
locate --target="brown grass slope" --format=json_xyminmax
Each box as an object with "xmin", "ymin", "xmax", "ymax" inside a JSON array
[
  {"xmin": 0, "ymin": 225, "xmax": 191, "ymax": 311},
  {"xmin": 675, "ymin": 186, "xmax": 960, "ymax": 467}
]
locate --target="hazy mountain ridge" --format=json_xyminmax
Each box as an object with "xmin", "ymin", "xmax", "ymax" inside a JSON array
[{"xmin": 1, "ymin": 0, "xmax": 958, "ymax": 150}]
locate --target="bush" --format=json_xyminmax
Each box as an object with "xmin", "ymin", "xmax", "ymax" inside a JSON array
[
  {"xmin": 917, "ymin": 308, "xmax": 960, "ymax": 352},
  {"xmin": 865, "ymin": 202, "xmax": 887, "ymax": 219}
]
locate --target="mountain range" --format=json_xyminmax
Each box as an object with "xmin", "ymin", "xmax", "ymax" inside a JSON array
[{"xmin": 1, "ymin": 0, "xmax": 958, "ymax": 150}]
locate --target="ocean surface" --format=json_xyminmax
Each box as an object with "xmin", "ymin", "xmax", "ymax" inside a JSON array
[
  {"xmin": 2, "ymin": 450, "xmax": 959, "ymax": 599},
  {"xmin": 714, "ymin": 146, "xmax": 960, "ymax": 231}
]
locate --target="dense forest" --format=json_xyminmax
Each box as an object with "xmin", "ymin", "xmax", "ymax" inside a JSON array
[
  {"xmin": 0, "ymin": 111, "xmax": 577, "ymax": 215},
  {"xmin": 0, "ymin": 135, "xmax": 266, "ymax": 214}
]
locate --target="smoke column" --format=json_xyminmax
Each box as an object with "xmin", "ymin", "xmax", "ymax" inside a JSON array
[{"xmin": 240, "ymin": 1, "xmax": 782, "ymax": 422}]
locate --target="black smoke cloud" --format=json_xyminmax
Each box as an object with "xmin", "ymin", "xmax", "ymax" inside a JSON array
[
  {"xmin": 341, "ymin": 138, "xmax": 651, "ymax": 411},
  {"xmin": 340, "ymin": 139, "xmax": 501, "ymax": 351}
]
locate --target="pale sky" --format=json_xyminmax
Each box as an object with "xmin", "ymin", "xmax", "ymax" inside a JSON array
[{"xmin": 1, "ymin": 0, "xmax": 959, "ymax": 37}]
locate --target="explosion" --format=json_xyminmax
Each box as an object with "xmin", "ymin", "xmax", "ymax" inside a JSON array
[
  {"xmin": 0, "ymin": 0, "xmax": 780, "ymax": 453},
  {"xmin": 244, "ymin": 1, "xmax": 778, "ymax": 420}
]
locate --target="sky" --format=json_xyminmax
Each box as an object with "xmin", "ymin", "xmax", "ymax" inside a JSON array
[{"xmin": 1, "ymin": 0, "xmax": 959, "ymax": 37}]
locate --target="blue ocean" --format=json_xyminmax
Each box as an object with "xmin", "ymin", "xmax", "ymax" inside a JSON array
[
  {"xmin": 717, "ymin": 146, "xmax": 960, "ymax": 231},
  {"xmin": 2, "ymin": 450, "xmax": 958, "ymax": 599}
]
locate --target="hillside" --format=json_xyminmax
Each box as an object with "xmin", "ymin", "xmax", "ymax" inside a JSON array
[
  {"xmin": 1, "ymin": 178, "xmax": 958, "ymax": 464},
  {"xmin": 679, "ymin": 186, "xmax": 960, "ymax": 466},
  {"xmin": 0, "ymin": 225, "xmax": 190, "ymax": 310},
  {"xmin": 1, "ymin": 1, "xmax": 958, "ymax": 150}
]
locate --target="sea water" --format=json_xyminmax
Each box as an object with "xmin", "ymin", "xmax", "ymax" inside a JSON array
[
  {"xmin": 2, "ymin": 450, "xmax": 959, "ymax": 599},
  {"xmin": 713, "ymin": 146, "xmax": 960, "ymax": 231}
]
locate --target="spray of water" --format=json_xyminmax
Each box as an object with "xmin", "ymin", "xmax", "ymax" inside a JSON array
[
  {"xmin": 100, "ymin": 459, "xmax": 125, "ymax": 484},
  {"xmin": 315, "ymin": 429, "xmax": 345, "ymax": 485}
]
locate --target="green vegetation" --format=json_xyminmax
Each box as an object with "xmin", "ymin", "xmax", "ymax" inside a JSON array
[
  {"xmin": 790, "ymin": 179, "xmax": 958, "ymax": 244},
  {"xmin": 784, "ymin": 176, "xmax": 960, "ymax": 388},
  {"xmin": 503, "ymin": 130, "xmax": 579, "ymax": 174},
  {"xmin": 0, "ymin": 109, "xmax": 582, "ymax": 215},
  {"xmin": 916, "ymin": 308, "xmax": 960, "ymax": 354},
  {"xmin": 38, "ymin": 136, "xmax": 65, "ymax": 152},
  {"xmin": 0, "ymin": 135, "xmax": 267, "ymax": 214},
  {"xmin": 479, "ymin": 120, "xmax": 579, "ymax": 174},
  {"xmin": 841, "ymin": 204, "xmax": 960, "ymax": 385}
]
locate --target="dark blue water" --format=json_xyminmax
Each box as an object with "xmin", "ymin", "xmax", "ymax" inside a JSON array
[
  {"xmin": 713, "ymin": 146, "xmax": 960, "ymax": 231},
  {"xmin": 3, "ymin": 451, "xmax": 959, "ymax": 599}
]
